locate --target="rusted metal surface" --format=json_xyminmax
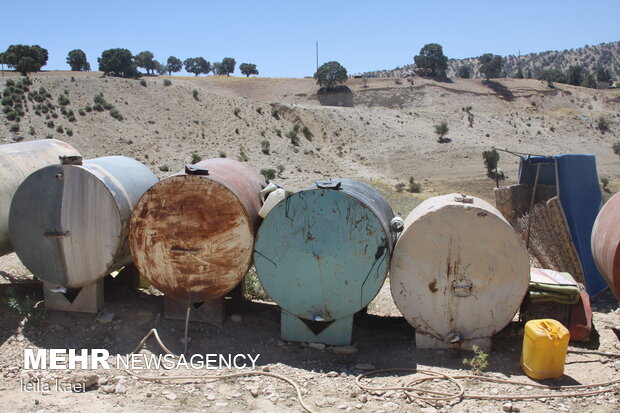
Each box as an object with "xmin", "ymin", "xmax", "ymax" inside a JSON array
[
  {"xmin": 9, "ymin": 156, "xmax": 157, "ymax": 288},
  {"xmin": 591, "ymin": 192, "xmax": 620, "ymax": 300},
  {"xmin": 129, "ymin": 158, "xmax": 266, "ymax": 302},
  {"xmin": 0, "ymin": 139, "xmax": 81, "ymax": 256},
  {"xmin": 390, "ymin": 193, "xmax": 530, "ymax": 350}
]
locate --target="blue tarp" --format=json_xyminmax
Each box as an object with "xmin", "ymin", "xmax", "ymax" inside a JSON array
[{"xmin": 519, "ymin": 154, "xmax": 606, "ymax": 295}]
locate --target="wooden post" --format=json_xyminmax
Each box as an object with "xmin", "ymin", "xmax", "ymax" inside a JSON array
[{"xmin": 526, "ymin": 164, "xmax": 542, "ymax": 250}]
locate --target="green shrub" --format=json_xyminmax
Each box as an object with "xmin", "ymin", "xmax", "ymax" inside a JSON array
[
  {"xmin": 58, "ymin": 95, "xmax": 70, "ymax": 106},
  {"xmin": 3, "ymin": 105, "xmax": 11, "ymax": 113},
  {"xmin": 68, "ymin": 115, "xmax": 76, "ymax": 122},
  {"xmin": 275, "ymin": 128, "xmax": 282, "ymax": 137},
  {"xmin": 93, "ymin": 103, "xmax": 104, "ymax": 112},
  {"xmin": 434, "ymin": 121, "xmax": 449, "ymax": 141},
  {"xmin": 38, "ymin": 86, "xmax": 46, "ymax": 95},
  {"xmin": 6, "ymin": 287, "xmax": 46, "ymax": 325},
  {"xmin": 293, "ymin": 123, "xmax": 300, "ymax": 133},
  {"xmin": 56, "ymin": 125, "xmax": 64, "ymax": 134},
  {"xmin": 103, "ymin": 102, "xmax": 114, "ymax": 110},
  {"xmin": 233, "ymin": 107, "xmax": 240, "ymax": 117},
  {"xmin": 407, "ymin": 177, "xmax": 421, "ymax": 193},
  {"xmin": 10, "ymin": 123, "xmax": 20, "ymax": 132},
  {"xmin": 482, "ymin": 149, "xmax": 500, "ymax": 175},
  {"xmin": 302, "ymin": 126, "xmax": 313, "ymax": 140},
  {"xmin": 94, "ymin": 93, "xmax": 106, "ymax": 105},
  {"xmin": 46, "ymin": 120, "xmax": 54, "ymax": 128},
  {"xmin": 163, "ymin": 79, "xmax": 172, "ymax": 86},
  {"xmin": 28, "ymin": 126, "xmax": 35, "ymax": 136},
  {"xmin": 613, "ymin": 142, "xmax": 620, "ymax": 155},
  {"xmin": 260, "ymin": 168, "xmax": 276, "ymax": 180},
  {"xmin": 5, "ymin": 79, "xmax": 15, "ymax": 87},
  {"xmin": 66, "ymin": 128, "xmax": 73, "ymax": 136},
  {"xmin": 78, "ymin": 109, "xmax": 86, "ymax": 116},
  {"xmin": 261, "ymin": 140, "xmax": 270, "ymax": 154},
  {"xmin": 287, "ymin": 130, "xmax": 299, "ymax": 145},
  {"xmin": 462, "ymin": 345, "xmax": 489, "ymax": 374},
  {"xmin": 85, "ymin": 105, "xmax": 92, "ymax": 112},
  {"xmin": 2, "ymin": 87, "xmax": 10, "ymax": 97},
  {"xmin": 51, "ymin": 112, "xmax": 58, "ymax": 119},
  {"xmin": 192, "ymin": 89, "xmax": 199, "ymax": 100},
  {"xmin": 219, "ymin": 150, "xmax": 226, "ymax": 158},
  {"xmin": 140, "ymin": 79, "xmax": 147, "ymax": 87},
  {"xmin": 597, "ymin": 116, "xmax": 610, "ymax": 133},
  {"xmin": 159, "ymin": 165, "xmax": 169, "ymax": 172},
  {"xmin": 276, "ymin": 164, "xmax": 285, "ymax": 176},
  {"xmin": 2, "ymin": 96, "xmax": 13, "ymax": 106},
  {"xmin": 256, "ymin": 107, "xmax": 262, "ymax": 114},
  {"xmin": 243, "ymin": 269, "xmax": 271, "ymax": 301},
  {"xmin": 63, "ymin": 88, "xmax": 69, "ymax": 95},
  {"xmin": 110, "ymin": 108, "xmax": 123, "ymax": 121},
  {"xmin": 237, "ymin": 148, "xmax": 248, "ymax": 162},
  {"xmin": 6, "ymin": 111, "xmax": 17, "ymax": 121},
  {"xmin": 191, "ymin": 153, "xmax": 202, "ymax": 164},
  {"xmin": 395, "ymin": 182, "xmax": 406, "ymax": 192},
  {"xmin": 271, "ymin": 108, "xmax": 279, "ymax": 119},
  {"xmin": 45, "ymin": 133, "xmax": 52, "ymax": 139}
]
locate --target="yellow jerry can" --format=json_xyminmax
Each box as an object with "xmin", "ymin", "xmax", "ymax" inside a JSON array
[{"xmin": 521, "ymin": 319, "xmax": 570, "ymax": 380}]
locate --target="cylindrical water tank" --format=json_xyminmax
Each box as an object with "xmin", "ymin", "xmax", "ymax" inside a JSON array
[
  {"xmin": 591, "ymin": 192, "xmax": 620, "ymax": 300},
  {"xmin": 9, "ymin": 156, "xmax": 158, "ymax": 288},
  {"xmin": 390, "ymin": 193, "xmax": 530, "ymax": 350},
  {"xmin": 253, "ymin": 179, "xmax": 396, "ymax": 344},
  {"xmin": 0, "ymin": 139, "xmax": 81, "ymax": 256},
  {"xmin": 129, "ymin": 158, "xmax": 266, "ymax": 302}
]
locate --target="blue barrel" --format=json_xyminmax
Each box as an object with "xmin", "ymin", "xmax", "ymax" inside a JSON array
[{"xmin": 253, "ymin": 179, "xmax": 396, "ymax": 344}]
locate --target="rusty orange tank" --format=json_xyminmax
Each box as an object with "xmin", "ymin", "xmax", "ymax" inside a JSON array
[{"xmin": 129, "ymin": 158, "xmax": 266, "ymax": 302}]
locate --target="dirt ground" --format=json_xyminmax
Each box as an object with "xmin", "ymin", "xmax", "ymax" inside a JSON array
[{"xmin": 0, "ymin": 72, "xmax": 619, "ymax": 412}]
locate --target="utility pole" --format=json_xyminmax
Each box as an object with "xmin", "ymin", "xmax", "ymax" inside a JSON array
[{"xmin": 316, "ymin": 41, "xmax": 319, "ymax": 72}]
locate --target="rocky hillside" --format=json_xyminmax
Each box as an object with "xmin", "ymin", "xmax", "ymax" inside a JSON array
[
  {"xmin": 1, "ymin": 72, "xmax": 619, "ymax": 211},
  {"xmin": 364, "ymin": 41, "xmax": 620, "ymax": 80}
]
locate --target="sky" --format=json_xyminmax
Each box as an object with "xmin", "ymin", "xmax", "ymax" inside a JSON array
[{"xmin": 1, "ymin": 0, "xmax": 619, "ymax": 78}]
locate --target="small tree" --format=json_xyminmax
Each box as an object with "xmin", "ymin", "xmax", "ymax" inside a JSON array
[
  {"xmin": 221, "ymin": 57, "xmax": 236, "ymax": 76},
  {"xmin": 98, "ymin": 48, "xmax": 139, "ymax": 78},
  {"xmin": 413, "ymin": 43, "xmax": 448, "ymax": 78},
  {"xmin": 183, "ymin": 57, "xmax": 210, "ymax": 76},
  {"xmin": 239, "ymin": 63, "xmax": 259, "ymax": 77},
  {"xmin": 66, "ymin": 49, "xmax": 90, "ymax": 71},
  {"xmin": 434, "ymin": 121, "xmax": 449, "ymax": 142},
  {"xmin": 135, "ymin": 51, "xmax": 157, "ymax": 75},
  {"xmin": 456, "ymin": 65, "xmax": 471, "ymax": 79},
  {"xmin": 567, "ymin": 65, "xmax": 585, "ymax": 86},
  {"xmin": 314, "ymin": 61, "xmax": 348, "ymax": 89},
  {"xmin": 596, "ymin": 67, "xmax": 612, "ymax": 83},
  {"xmin": 482, "ymin": 149, "xmax": 500, "ymax": 175},
  {"xmin": 478, "ymin": 54, "xmax": 504, "ymax": 80},
  {"xmin": 166, "ymin": 56, "xmax": 182, "ymax": 75},
  {"xmin": 2, "ymin": 44, "xmax": 49, "ymax": 76}
]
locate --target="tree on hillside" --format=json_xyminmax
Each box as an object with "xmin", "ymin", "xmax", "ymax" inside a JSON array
[
  {"xmin": 239, "ymin": 63, "xmax": 259, "ymax": 77},
  {"xmin": 212, "ymin": 62, "xmax": 226, "ymax": 75},
  {"xmin": 2, "ymin": 44, "xmax": 48, "ymax": 76},
  {"xmin": 98, "ymin": 48, "xmax": 139, "ymax": 78},
  {"xmin": 166, "ymin": 56, "xmax": 182, "ymax": 75},
  {"xmin": 154, "ymin": 60, "xmax": 166, "ymax": 75},
  {"xmin": 596, "ymin": 67, "xmax": 612, "ymax": 82},
  {"xmin": 135, "ymin": 51, "xmax": 157, "ymax": 75},
  {"xmin": 434, "ymin": 121, "xmax": 449, "ymax": 142},
  {"xmin": 183, "ymin": 57, "xmax": 211, "ymax": 76},
  {"xmin": 456, "ymin": 65, "xmax": 471, "ymax": 78},
  {"xmin": 221, "ymin": 57, "xmax": 236, "ymax": 76},
  {"xmin": 566, "ymin": 65, "xmax": 585, "ymax": 86},
  {"xmin": 537, "ymin": 68, "xmax": 566, "ymax": 84},
  {"xmin": 581, "ymin": 71, "xmax": 597, "ymax": 88},
  {"xmin": 478, "ymin": 54, "xmax": 504, "ymax": 80},
  {"xmin": 314, "ymin": 61, "xmax": 348, "ymax": 89},
  {"xmin": 66, "ymin": 49, "xmax": 90, "ymax": 71},
  {"xmin": 413, "ymin": 43, "xmax": 448, "ymax": 78}
]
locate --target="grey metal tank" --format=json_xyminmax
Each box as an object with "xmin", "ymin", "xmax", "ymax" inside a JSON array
[
  {"xmin": 9, "ymin": 155, "xmax": 158, "ymax": 288},
  {"xmin": 0, "ymin": 139, "xmax": 81, "ymax": 256}
]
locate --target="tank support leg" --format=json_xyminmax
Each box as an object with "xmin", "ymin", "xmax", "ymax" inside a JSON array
[
  {"xmin": 281, "ymin": 310, "xmax": 353, "ymax": 345},
  {"xmin": 163, "ymin": 295, "xmax": 224, "ymax": 328},
  {"xmin": 43, "ymin": 279, "xmax": 104, "ymax": 314}
]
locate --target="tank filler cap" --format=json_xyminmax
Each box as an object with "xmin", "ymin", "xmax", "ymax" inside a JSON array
[
  {"xmin": 59, "ymin": 155, "xmax": 83, "ymax": 165},
  {"xmin": 185, "ymin": 165, "xmax": 209, "ymax": 176},
  {"xmin": 454, "ymin": 194, "xmax": 473, "ymax": 204},
  {"xmin": 316, "ymin": 180, "xmax": 342, "ymax": 190},
  {"xmin": 390, "ymin": 217, "xmax": 404, "ymax": 232}
]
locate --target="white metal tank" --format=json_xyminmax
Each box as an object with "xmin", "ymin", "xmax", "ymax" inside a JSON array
[
  {"xmin": 390, "ymin": 193, "xmax": 530, "ymax": 350},
  {"xmin": 0, "ymin": 139, "xmax": 81, "ymax": 256}
]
